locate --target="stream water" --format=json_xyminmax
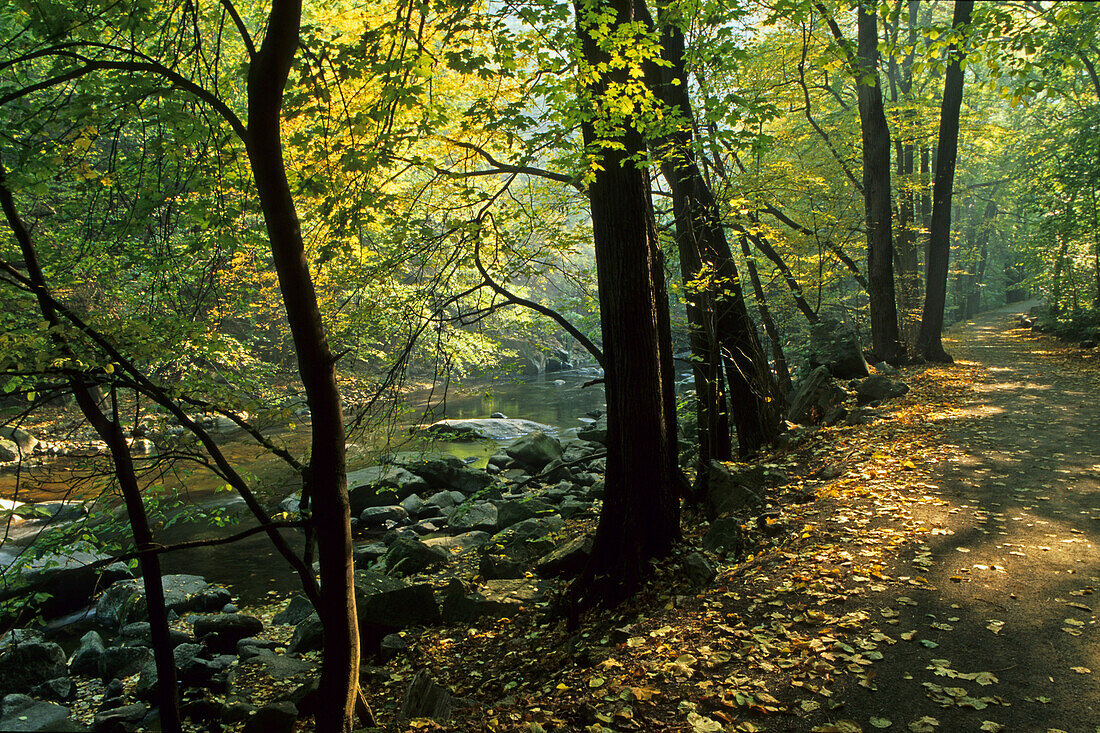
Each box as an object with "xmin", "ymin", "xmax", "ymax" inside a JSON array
[{"xmin": 0, "ymin": 371, "xmax": 608, "ymax": 605}]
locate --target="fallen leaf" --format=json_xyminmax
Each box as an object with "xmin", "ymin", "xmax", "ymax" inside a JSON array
[
  {"xmin": 812, "ymin": 722, "xmax": 862, "ymax": 733},
  {"xmin": 1070, "ymin": 666, "xmax": 1092, "ymax": 674},
  {"xmin": 908, "ymin": 716, "xmax": 940, "ymax": 733},
  {"xmin": 986, "ymin": 620, "xmax": 1004, "ymax": 634},
  {"xmin": 687, "ymin": 712, "xmax": 723, "ymax": 732},
  {"xmin": 979, "ymin": 723, "xmax": 1004, "ymax": 732},
  {"xmin": 870, "ymin": 716, "xmax": 892, "ymax": 728}
]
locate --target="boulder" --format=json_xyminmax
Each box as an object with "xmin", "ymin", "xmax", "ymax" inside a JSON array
[
  {"xmin": 504, "ymin": 430, "xmax": 562, "ymax": 472},
  {"xmin": 441, "ymin": 579, "xmax": 523, "ymax": 623},
  {"xmin": 21, "ymin": 551, "xmax": 132, "ymax": 619},
  {"xmin": 535, "ymin": 535, "xmax": 593, "ymax": 578},
  {"xmin": 95, "ymin": 574, "xmax": 230, "ymax": 630},
  {"xmin": 706, "ymin": 461, "xmax": 763, "ymax": 517},
  {"xmin": 855, "ymin": 375, "xmax": 910, "ymax": 405},
  {"xmin": 273, "ymin": 595, "xmax": 314, "ymax": 626},
  {"xmin": 0, "ymin": 636, "xmax": 66, "ymax": 696},
  {"xmin": 229, "ymin": 654, "xmax": 314, "ymax": 690},
  {"xmin": 379, "ymin": 536, "xmax": 448, "ymax": 576},
  {"xmin": 242, "ymin": 702, "xmax": 297, "ymax": 733},
  {"xmin": 93, "ymin": 702, "xmax": 146, "ymax": 731},
  {"xmin": 809, "ymin": 317, "xmax": 870, "ymax": 378},
  {"xmin": 355, "ymin": 570, "xmax": 441, "ymax": 631},
  {"xmin": 119, "ymin": 622, "xmax": 189, "ymax": 648},
  {"xmin": 69, "ymin": 630, "xmax": 106, "ymax": 676},
  {"xmin": 380, "ymin": 633, "xmax": 410, "ymax": 662},
  {"xmin": 97, "ymin": 645, "xmax": 152, "ymax": 681},
  {"xmin": 682, "ymin": 552, "xmax": 717, "ymax": 587},
  {"xmin": 577, "ymin": 416, "xmax": 607, "ymax": 445},
  {"xmin": 358, "ymin": 505, "xmax": 409, "ymax": 528},
  {"xmin": 703, "ymin": 517, "xmax": 743, "ymax": 556},
  {"xmin": 0, "ymin": 438, "xmax": 17, "ymax": 462},
  {"xmin": 494, "ymin": 498, "xmax": 555, "ymax": 529},
  {"xmin": 424, "ymin": 418, "xmax": 553, "ymax": 441},
  {"xmin": 383, "ymin": 452, "xmax": 492, "ymax": 494},
  {"xmin": 446, "ymin": 501, "xmax": 498, "ymax": 533},
  {"xmin": 0, "ymin": 427, "xmax": 37, "ymax": 455},
  {"xmin": 0, "ymin": 694, "xmax": 84, "ymax": 731},
  {"xmin": 398, "ymin": 670, "xmax": 457, "ymax": 723},
  {"xmin": 287, "ymin": 615, "xmax": 323, "ymax": 655},
  {"xmin": 424, "ymin": 490, "xmax": 466, "ymax": 511},
  {"xmin": 31, "ymin": 677, "xmax": 74, "ymax": 702},
  {"xmin": 478, "ymin": 554, "xmax": 528, "ymax": 580},
  {"xmin": 193, "ymin": 613, "xmax": 264, "ymax": 654},
  {"xmin": 422, "ymin": 531, "xmax": 491, "ymax": 554},
  {"xmin": 399, "ymin": 493, "xmax": 425, "ymax": 517},
  {"xmin": 347, "ymin": 466, "xmax": 428, "ymax": 515},
  {"xmin": 488, "ymin": 516, "xmax": 565, "ymax": 562},
  {"xmin": 788, "ymin": 366, "xmax": 847, "ymax": 425}
]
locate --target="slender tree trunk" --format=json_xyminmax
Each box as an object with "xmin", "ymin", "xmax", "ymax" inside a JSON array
[
  {"xmin": 245, "ymin": 2, "xmax": 364, "ymax": 729},
  {"xmin": 738, "ymin": 235, "xmax": 793, "ymax": 396},
  {"xmin": 1052, "ymin": 234, "xmax": 1068, "ymax": 315},
  {"xmin": 649, "ymin": 5, "xmax": 782, "ymax": 455},
  {"xmin": 0, "ymin": 166, "xmax": 182, "ymax": 733},
  {"xmin": 919, "ymin": 1, "xmax": 973, "ymax": 362},
  {"xmin": 570, "ymin": 0, "xmax": 680, "ymax": 613},
  {"xmin": 857, "ymin": 5, "xmax": 904, "ymax": 364}
]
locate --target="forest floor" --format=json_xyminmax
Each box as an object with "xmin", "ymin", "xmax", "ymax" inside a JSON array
[{"xmin": 363, "ymin": 303, "xmax": 1100, "ymax": 733}]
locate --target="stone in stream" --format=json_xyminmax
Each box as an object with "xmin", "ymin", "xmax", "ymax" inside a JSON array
[
  {"xmin": 423, "ymin": 418, "xmax": 552, "ymax": 441},
  {"xmin": 383, "ymin": 451, "xmax": 492, "ymax": 494},
  {"xmin": 855, "ymin": 374, "xmax": 910, "ymax": 404},
  {"xmin": 576, "ymin": 416, "xmax": 607, "ymax": 445},
  {"xmin": 358, "ymin": 504, "xmax": 409, "ymax": 528},
  {"xmin": 0, "ymin": 426, "xmax": 37, "ymax": 456},
  {"xmin": 0, "ymin": 632, "xmax": 66, "ymax": 696},
  {"xmin": 0, "ymin": 694, "xmax": 84, "ymax": 731},
  {"xmin": 95, "ymin": 574, "xmax": 230, "ymax": 630},
  {"xmin": 20, "ymin": 550, "xmax": 132, "ymax": 619},
  {"xmin": 0, "ymin": 438, "xmax": 18, "ymax": 462},
  {"xmin": 494, "ymin": 498, "xmax": 555, "ymax": 529},
  {"xmin": 809, "ymin": 317, "xmax": 870, "ymax": 378},
  {"xmin": 68, "ymin": 630, "xmax": 105, "ymax": 677},
  {"xmin": 488, "ymin": 516, "xmax": 565, "ymax": 562},
  {"xmin": 504, "ymin": 430, "xmax": 562, "ymax": 472},
  {"xmin": 346, "ymin": 465, "xmax": 428, "ymax": 515}
]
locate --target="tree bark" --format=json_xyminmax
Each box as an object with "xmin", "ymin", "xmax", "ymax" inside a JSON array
[
  {"xmin": 245, "ymin": 1, "xmax": 365, "ymax": 729},
  {"xmin": 0, "ymin": 165, "xmax": 182, "ymax": 733},
  {"xmin": 648, "ymin": 5, "xmax": 782, "ymax": 456},
  {"xmin": 856, "ymin": 5, "xmax": 904, "ymax": 364},
  {"xmin": 569, "ymin": 0, "xmax": 681, "ymax": 613},
  {"xmin": 918, "ymin": 0, "xmax": 974, "ymax": 363},
  {"xmin": 738, "ymin": 234, "xmax": 793, "ymax": 396}
]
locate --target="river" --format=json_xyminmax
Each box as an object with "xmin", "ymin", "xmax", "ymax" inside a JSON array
[{"xmin": 0, "ymin": 370, "xmax": 607, "ymax": 605}]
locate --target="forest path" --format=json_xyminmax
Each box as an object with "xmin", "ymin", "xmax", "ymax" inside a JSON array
[{"xmin": 830, "ymin": 304, "xmax": 1100, "ymax": 733}]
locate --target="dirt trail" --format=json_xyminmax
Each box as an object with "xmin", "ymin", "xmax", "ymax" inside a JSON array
[{"xmin": 833, "ymin": 304, "xmax": 1100, "ymax": 733}]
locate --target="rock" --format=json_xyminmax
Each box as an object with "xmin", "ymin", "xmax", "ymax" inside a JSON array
[
  {"xmin": 494, "ymin": 498, "xmax": 555, "ymax": 529},
  {"xmin": 0, "ymin": 426, "xmax": 37, "ymax": 455},
  {"xmin": 355, "ymin": 570, "xmax": 441, "ymax": 635},
  {"xmin": 95, "ymin": 575, "xmax": 230, "ymax": 630},
  {"xmin": 0, "ymin": 438, "xmax": 18, "ymax": 462},
  {"xmin": 223, "ymin": 701, "xmax": 256, "ymax": 723},
  {"xmin": 380, "ymin": 633, "xmax": 410, "ymax": 662},
  {"xmin": 0, "ymin": 637, "xmax": 66, "ymax": 695},
  {"xmin": 383, "ymin": 451, "xmax": 493, "ymax": 494},
  {"xmin": 446, "ymin": 501, "xmax": 498, "ymax": 533},
  {"xmin": 0, "ymin": 694, "xmax": 84, "ymax": 731},
  {"xmin": 242, "ymin": 702, "xmax": 297, "ymax": 733},
  {"xmin": 424, "ymin": 490, "xmax": 466, "ymax": 510},
  {"xmin": 193, "ymin": 613, "xmax": 264, "ymax": 654},
  {"xmin": 479, "ymin": 554, "xmax": 528, "ymax": 580},
  {"xmin": 703, "ymin": 517, "xmax": 743, "ymax": 556},
  {"xmin": 287, "ymin": 614, "xmax": 323, "ymax": 655},
  {"xmin": 237, "ymin": 637, "xmax": 277, "ymax": 659},
  {"xmin": 441, "ymin": 578, "xmax": 523, "ymax": 623},
  {"xmin": 379, "ymin": 535, "xmax": 449, "ymax": 576},
  {"xmin": 845, "ymin": 407, "xmax": 881, "ymax": 426},
  {"xmin": 398, "ymin": 671, "xmax": 460, "ymax": 722},
  {"xmin": 93, "ymin": 702, "xmax": 146, "ymax": 732},
  {"xmin": 504, "ymin": 430, "xmax": 562, "ymax": 471},
  {"xmin": 273, "ymin": 595, "xmax": 314, "ymax": 626},
  {"xmin": 424, "ymin": 418, "xmax": 553, "ymax": 441},
  {"xmin": 230, "ymin": 654, "xmax": 314, "ymax": 691},
  {"xmin": 353, "ymin": 542, "xmax": 389, "ymax": 564},
  {"xmin": 488, "ymin": 516, "xmax": 565, "ymax": 562},
  {"xmin": 558, "ymin": 497, "xmax": 593, "ymax": 520},
  {"xmin": 481, "ymin": 578, "xmax": 546, "ymax": 605},
  {"xmin": 119, "ymin": 622, "xmax": 189, "ymax": 648},
  {"xmin": 20, "ymin": 550, "xmax": 132, "ymax": 619},
  {"xmin": 97, "ymin": 646, "xmax": 152, "ymax": 681},
  {"xmin": 682, "ymin": 552, "xmax": 717, "ymax": 587},
  {"xmin": 809, "ymin": 317, "xmax": 870, "ymax": 378},
  {"xmin": 872, "ymin": 361, "xmax": 898, "ymax": 375},
  {"xmin": 855, "ymin": 375, "xmax": 910, "ymax": 404},
  {"xmin": 536, "ymin": 457, "xmax": 573, "ymax": 482},
  {"xmin": 788, "ymin": 366, "xmax": 847, "ymax": 425},
  {"xmin": 12, "ymin": 501, "xmax": 86, "ymax": 524},
  {"xmin": 706, "ymin": 461, "xmax": 763, "ymax": 517},
  {"xmin": 31, "ymin": 677, "xmax": 75, "ymax": 702},
  {"xmin": 535, "ymin": 535, "xmax": 593, "ymax": 578},
  {"xmin": 577, "ymin": 416, "xmax": 608, "ymax": 444},
  {"xmin": 422, "ymin": 531, "xmax": 491, "ymax": 554},
  {"xmin": 347, "ymin": 466, "xmax": 428, "ymax": 515},
  {"xmin": 170, "ymin": 643, "xmax": 220, "ymax": 688},
  {"xmin": 69, "ymin": 630, "xmax": 106, "ymax": 676},
  {"xmin": 399, "ymin": 493, "xmax": 425, "ymax": 517},
  {"xmin": 359, "ymin": 504, "xmax": 409, "ymax": 527},
  {"xmin": 277, "ymin": 493, "xmax": 303, "ymax": 515}
]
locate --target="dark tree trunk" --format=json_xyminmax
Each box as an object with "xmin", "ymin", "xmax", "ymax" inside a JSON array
[
  {"xmin": 918, "ymin": 0, "xmax": 974, "ymax": 363},
  {"xmin": 857, "ymin": 5, "xmax": 904, "ymax": 364},
  {"xmin": 0, "ymin": 167, "xmax": 182, "ymax": 733},
  {"xmin": 570, "ymin": 0, "xmax": 680, "ymax": 612},
  {"xmin": 738, "ymin": 235, "xmax": 793, "ymax": 396},
  {"xmin": 649, "ymin": 7, "xmax": 782, "ymax": 456},
  {"xmin": 245, "ymin": 2, "xmax": 364, "ymax": 730}
]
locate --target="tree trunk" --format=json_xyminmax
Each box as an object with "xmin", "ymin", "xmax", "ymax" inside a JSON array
[
  {"xmin": 856, "ymin": 5, "xmax": 904, "ymax": 364},
  {"xmin": 650, "ymin": 6, "xmax": 782, "ymax": 456},
  {"xmin": 245, "ymin": 2, "xmax": 364, "ymax": 730},
  {"xmin": 0, "ymin": 166, "xmax": 182, "ymax": 733},
  {"xmin": 918, "ymin": 1, "xmax": 974, "ymax": 363},
  {"xmin": 570, "ymin": 0, "xmax": 680, "ymax": 612},
  {"xmin": 738, "ymin": 235, "xmax": 793, "ymax": 396}
]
